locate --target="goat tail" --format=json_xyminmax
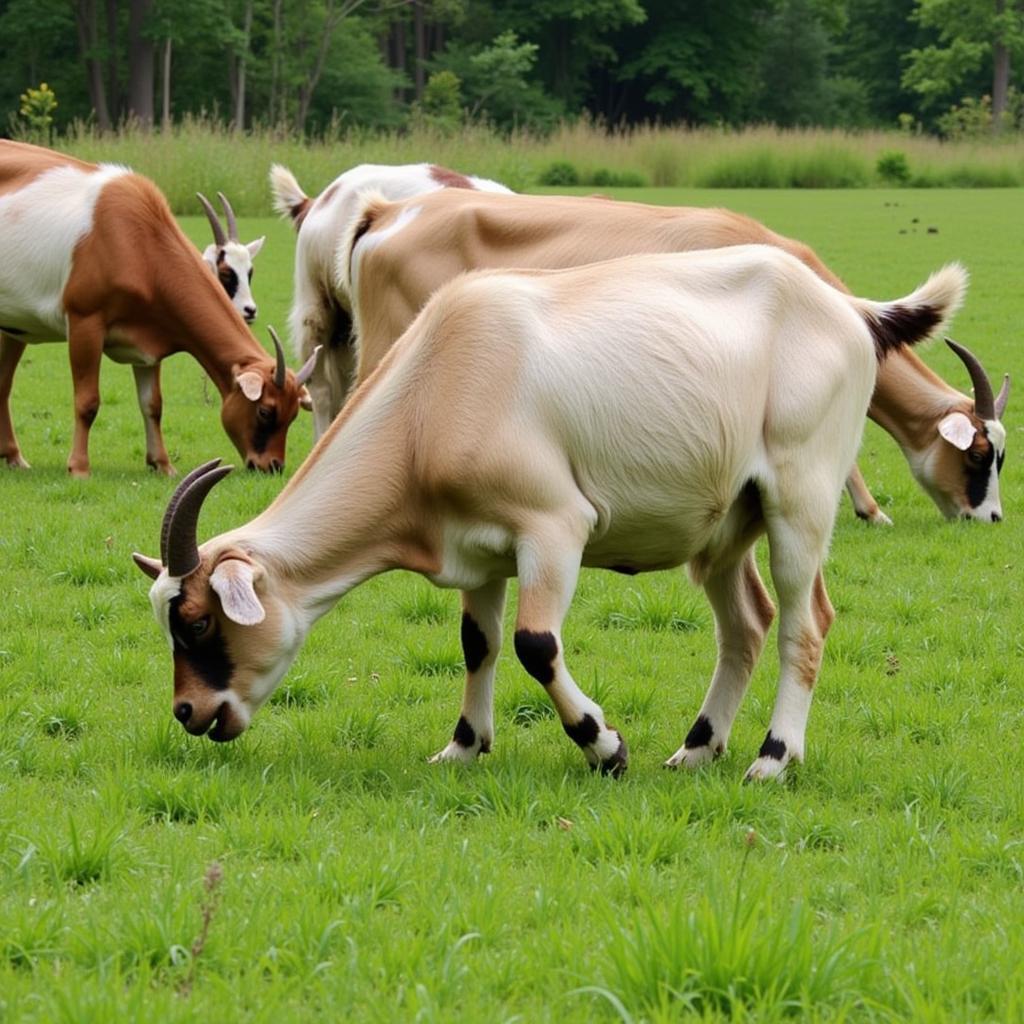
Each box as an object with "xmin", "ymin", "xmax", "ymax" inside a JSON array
[
  {"xmin": 854, "ymin": 262, "xmax": 968, "ymax": 361},
  {"xmin": 335, "ymin": 189, "xmax": 391, "ymax": 297},
  {"xmin": 269, "ymin": 164, "xmax": 309, "ymax": 227}
]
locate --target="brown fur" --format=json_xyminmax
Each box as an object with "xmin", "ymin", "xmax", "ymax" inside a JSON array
[
  {"xmin": 429, "ymin": 165, "xmax": 474, "ymax": 189},
  {"xmin": 0, "ymin": 141, "xmax": 310, "ymax": 474}
]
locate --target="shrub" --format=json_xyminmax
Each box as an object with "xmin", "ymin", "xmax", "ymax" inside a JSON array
[
  {"xmin": 538, "ymin": 160, "xmax": 580, "ymax": 186},
  {"xmin": 591, "ymin": 167, "xmax": 648, "ymax": 187},
  {"xmin": 877, "ymin": 149, "xmax": 911, "ymax": 185}
]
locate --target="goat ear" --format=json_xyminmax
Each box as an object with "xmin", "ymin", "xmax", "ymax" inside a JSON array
[
  {"xmin": 247, "ymin": 236, "xmax": 265, "ymax": 259},
  {"xmin": 210, "ymin": 558, "xmax": 266, "ymax": 626},
  {"xmin": 235, "ymin": 370, "xmax": 264, "ymax": 402},
  {"xmin": 299, "ymin": 385, "xmax": 314, "ymax": 411},
  {"xmin": 938, "ymin": 411, "xmax": 977, "ymax": 451},
  {"xmin": 132, "ymin": 552, "xmax": 163, "ymax": 580}
]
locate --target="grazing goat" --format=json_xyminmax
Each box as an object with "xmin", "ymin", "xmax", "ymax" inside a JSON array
[
  {"xmin": 197, "ymin": 191, "xmax": 264, "ymax": 323},
  {"xmin": 341, "ymin": 187, "xmax": 1009, "ymax": 524},
  {"xmin": 0, "ymin": 140, "xmax": 314, "ymax": 476},
  {"xmin": 134, "ymin": 246, "xmax": 966, "ymax": 780},
  {"xmin": 269, "ymin": 162, "xmax": 512, "ymax": 438}
]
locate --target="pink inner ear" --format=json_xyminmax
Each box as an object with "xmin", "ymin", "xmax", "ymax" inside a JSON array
[
  {"xmin": 210, "ymin": 559, "xmax": 265, "ymax": 626},
  {"xmin": 236, "ymin": 371, "xmax": 264, "ymax": 402},
  {"xmin": 938, "ymin": 412, "xmax": 976, "ymax": 451}
]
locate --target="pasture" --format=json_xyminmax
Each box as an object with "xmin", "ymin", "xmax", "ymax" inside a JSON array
[{"xmin": 1, "ymin": 187, "xmax": 1022, "ymax": 1022}]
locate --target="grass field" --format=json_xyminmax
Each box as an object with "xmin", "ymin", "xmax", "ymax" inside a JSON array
[{"xmin": 1, "ymin": 188, "xmax": 1022, "ymax": 1022}]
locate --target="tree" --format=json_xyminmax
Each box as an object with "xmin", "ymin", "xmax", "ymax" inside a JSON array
[{"xmin": 903, "ymin": 0, "xmax": 1024, "ymax": 129}]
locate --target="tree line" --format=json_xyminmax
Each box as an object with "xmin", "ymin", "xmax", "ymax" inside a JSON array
[{"xmin": 1, "ymin": 0, "xmax": 1022, "ymax": 137}]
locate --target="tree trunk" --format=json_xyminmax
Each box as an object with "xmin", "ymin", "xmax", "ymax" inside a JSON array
[
  {"xmin": 75, "ymin": 0, "xmax": 112, "ymax": 131},
  {"xmin": 161, "ymin": 37, "xmax": 172, "ymax": 131},
  {"xmin": 992, "ymin": 1, "xmax": 1011, "ymax": 132},
  {"xmin": 234, "ymin": 0, "xmax": 253, "ymax": 129},
  {"xmin": 271, "ymin": 0, "xmax": 284, "ymax": 125},
  {"xmin": 127, "ymin": 0, "xmax": 155, "ymax": 125},
  {"xmin": 413, "ymin": 0, "xmax": 425, "ymax": 99},
  {"xmin": 393, "ymin": 19, "xmax": 406, "ymax": 102},
  {"xmin": 105, "ymin": 0, "xmax": 119, "ymax": 120}
]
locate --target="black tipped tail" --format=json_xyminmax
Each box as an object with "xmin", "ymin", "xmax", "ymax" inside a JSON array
[{"xmin": 857, "ymin": 263, "xmax": 968, "ymax": 360}]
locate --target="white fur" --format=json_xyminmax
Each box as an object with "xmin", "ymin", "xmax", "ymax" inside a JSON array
[
  {"xmin": 269, "ymin": 162, "xmax": 512, "ymax": 438},
  {"xmin": 0, "ymin": 164, "xmax": 129, "ymax": 338},
  {"xmin": 201, "ymin": 238, "xmax": 263, "ymax": 322}
]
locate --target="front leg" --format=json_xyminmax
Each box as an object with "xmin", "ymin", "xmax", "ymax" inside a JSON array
[
  {"xmin": 429, "ymin": 578, "xmax": 508, "ymax": 764},
  {"xmin": 513, "ymin": 523, "xmax": 627, "ymax": 775},
  {"xmin": 66, "ymin": 315, "xmax": 106, "ymax": 477},
  {"xmin": 845, "ymin": 463, "xmax": 892, "ymax": 526},
  {"xmin": 132, "ymin": 364, "xmax": 176, "ymax": 475},
  {"xmin": 0, "ymin": 333, "xmax": 29, "ymax": 468}
]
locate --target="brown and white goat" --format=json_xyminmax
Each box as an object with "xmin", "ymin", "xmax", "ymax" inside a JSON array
[
  {"xmin": 198, "ymin": 191, "xmax": 264, "ymax": 324},
  {"xmin": 134, "ymin": 246, "xmax": 966, "ymax": 781},
  {"xmin": 270, "ymin": 162, "xmax": 512, "ymax": 438},
  {"xmin": 340, "ymin": 187, "xmax": 1009, "ymax": 524},
  {"xmin": 0, "ymin": 140, "xmax": 314, "ymax": 476}
]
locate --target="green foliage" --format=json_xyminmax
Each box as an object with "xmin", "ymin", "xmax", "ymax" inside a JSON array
[
  {"xmin": 877, "ymin": 149, "xmax": 912, "ymax": 184},
  {"xmin": 17, "ymin": 82, "xmax": 58, "ymax": 139},
  {"xmin": 538, "ymin": 159, "xmax": 580, "ymax": 185}
]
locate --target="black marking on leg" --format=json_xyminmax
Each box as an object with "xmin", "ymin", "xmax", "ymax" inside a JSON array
[
  {"xmin": 599, "ymin": 731, "xmax": 628, "ymax": 776},
  {"xmin": 461, "ymin": 612, "xmax": 489, "ymax": 673},
  {"xmin": 855, "ymin": 508, "xmax": 870, "ymax": 522},
  {"xmin": 758, "ymin": 730, "xmax": 787, "ymax": 761},
  {"xmin": 514, "ymin": 629, "xmax": 557, "ymax": 685},
  {"xmin": 479, "ymin": 736, "xmax": 491, "ymax": 755},
  {"xmin": 562, "ymin": 713, "xmax": 600, "ymax": 749},
  {"xmin": 684, "ymin": 714, "xmax": 714, "ymax": 750},
  {"xmin": 452, "ymin": 715, "xmax": 476, "ymax": 749}
]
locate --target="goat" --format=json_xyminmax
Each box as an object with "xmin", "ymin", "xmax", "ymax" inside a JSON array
[
  {"xmin": 269, "ymin": 162, "xmax": 512, "ymax": 438},
  {"xmin": 0, "ymin": 140, "xmax": 315, "ymax": 476},
  {"xmin": 197, "ymin": 191, "xmax": 264, "ymax": 324},
  {"xmin": 339, "ymin": 187, "xmax": 1009, "ymax": 524},
  {"xmin": 133, "ymin": 246, "xmax": 967, "ymax": 780}
]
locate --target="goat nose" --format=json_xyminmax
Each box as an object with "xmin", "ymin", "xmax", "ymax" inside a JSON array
[
  {"xmin": 174, "ymin": 702, "xmax": 193, "ymax": 725},
  {"xmin": 244, "ymin": 306, "xmax": 256, "ymax": 320},
  {"xmin": 992, "ymin": 510, "xmax": 1002, "ymax": 523}
]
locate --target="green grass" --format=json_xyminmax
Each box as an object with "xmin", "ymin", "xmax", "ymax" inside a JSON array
[{"xmin": 1, "ymin": 190, "xmax": 1023, "ymax": 1021}]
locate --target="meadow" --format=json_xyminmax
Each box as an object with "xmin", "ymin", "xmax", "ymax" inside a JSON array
[{"xmin": 0, "ymin": 185, "xmax": 1022, "ymax": 1022}]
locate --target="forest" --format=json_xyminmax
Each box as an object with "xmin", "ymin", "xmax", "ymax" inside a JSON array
[{"xmin": 1, "ymin": 0, "xmax": 1022, "ymax": 138}]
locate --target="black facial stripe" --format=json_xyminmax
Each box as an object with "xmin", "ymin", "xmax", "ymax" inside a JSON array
[
  {"xmin": 218, "ymin": 264, "xmax": 239, "ymax": 300},
  {"xmin": 169, "ymin": 594, "xmax": 233, "ymax": 690},
  {"xmin": 997, "ymin": 450, "xmax": 1005, "ymax": 474},
  {"xmin": 965, "ymin": 441, "xmax": 996, "ymax": 508},
  {"xmin": 250, "ymin": 407, "xmax": 278, "ymax": 454}
]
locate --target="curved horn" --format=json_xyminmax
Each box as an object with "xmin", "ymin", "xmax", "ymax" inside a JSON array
[
  {"xmin": 995, "ymin": 374, "xmax": 1010, "ymax": 419},
  {"xmin": 946, "ymin": 338, "xmax": 995, "ymax": 421},
  {"xmin": 160, "ymin": 458, "xmax": 223, "ymax": 565},
  {"xmin": 196, "ymin": 192, "xmax": 226, "ymax": 248},
  {"xmin": 295, "ymin": 345, "xmax": 322, "ymax": 387},
  {"xmin": 217, "ymin": 191, "xmax": 239, "ymax": 242},
  {"xmin": 269, "ymin": 326, "xmax": 287, "ymax": 390},
  {"xmin": 165, "ymin": 464, "xmax": 234, "ymax": 578}
]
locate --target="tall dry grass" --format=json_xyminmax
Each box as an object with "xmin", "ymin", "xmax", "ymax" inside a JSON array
[{"xmin": 43, "ymin": 116, "xmax": 1024, "ymax": 212}]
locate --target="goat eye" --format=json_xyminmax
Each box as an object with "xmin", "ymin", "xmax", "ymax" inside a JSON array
[
  {"xmin": 190, "ymin": 616, "xmax": 211, "ymax": 638},
  {"xmin": 968, "ymin": 450, "xmax": 985, "ymax": 464},
  {"xmin": 257, "ymin": 406, "xmax": 273, "ymax": 422}
]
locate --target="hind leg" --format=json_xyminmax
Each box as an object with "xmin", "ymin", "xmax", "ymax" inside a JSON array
[
  {"xmin": 666, "ymin": 550, "xmax": 775, "ymax": 768},
  {"xmin": 745, "ymin": 509, "xmax": 835, "ymax": 782},
  {"xmin": 0, "ymin": 334, "xmax": 29, "ymax": 468},
  {"xmin": 133, "ymin": 364, "xmax": 175, "ymax": 475}
]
